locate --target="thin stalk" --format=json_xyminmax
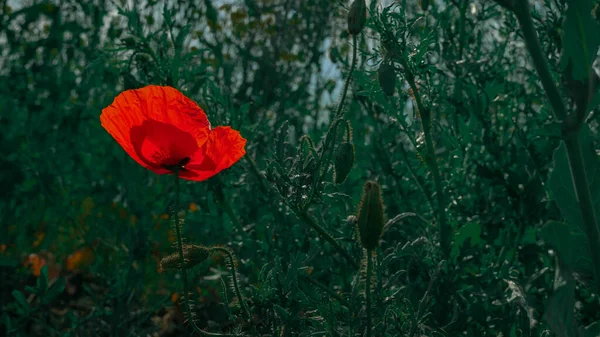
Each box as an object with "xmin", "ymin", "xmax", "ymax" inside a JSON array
[
  {"xmin": 401, "ymin": 58, "xmax": 449, "ymax": 257},
  {"xmin": 215, "ymin": 184, "xmax": 245, "ymax": 233},
  {"xmin": 512, "ymin": 2, "xmax": 600, "ymax": 292},
  {"xmin": 513, "ymin": 5, "xmax": 566, "ymax": 122},
  {"xmin": 172, "ymin": 172, "xmax": 230, "ymax": 337},
  {"xmin": 303, "ymin": 274, "xmax": 344, "ymax": 302},
  {"xmin": 298, "ymin": 211, "xmax": 360, "ymax": 270},
  {"xmin": 365, "ymin": 249, "xmax": 374, "ymax": 337},
  {"xmin": 210, "ymin": 247, "xmax": 251, "ymax": 321},
  {"xmin": 305, "ymin": 34, "xmax": 358, "ymax": 208}
]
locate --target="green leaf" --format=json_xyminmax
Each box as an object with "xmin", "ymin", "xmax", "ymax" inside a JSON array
[
  {"xmin": 275, "ymin": 121, "xmax": 290, "ymax": 162},
  {"xmin": 540, "ymin": 220, "xmax": 593, "ymax": 275},
  {"xmin": 454, "ymin": 222, "xmax": 482, "ymax": 247},
  {"xmin": 582, "ymin": 321, "xmax": 600, "ymax": 337},
  {"xmin": 42, "ymin": 277, "xmax": 66, "ymax": 305},
  {"xmin": 547, "ymin": 125, "xmax": 600, "ymax": 232},
  {"xmin": 588, "ymin": 87, "xmax": 600, "ymax": 112},
  {"xmin": 12, "ymin": 290, "xmax": 30, "ymax": 314},
  {"xmin": 37, "ymin": 265, "xmax": 49, "ymax": 293},
  {"xmin": 559, "ymin": 0, "xmax": 600, "ymax": 81},
  {"xmin": 545, "ymin": 269, "xmax": 577, "ymax": 337}
]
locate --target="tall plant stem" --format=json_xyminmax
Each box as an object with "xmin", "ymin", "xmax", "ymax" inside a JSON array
[
  {"xmin": 365, "ymin": 249, "xmax": 373, "ymax": 337},
  {"xmin": 298, "ymin": 211, "xmax": 359, "ymax": 270},
  {"xmin": 172, "ymin": 172, "xmax": 230, "ymax": 337},
  {"xmin": 305, "ymin": 34, "xmax": 358, "ymax": 209},
  {"xmin": 401, "ymin": 58, "xmax": 449, "ymax": 257},
  {"xmin": 512, "ymin": 2, "xmax": 600, "ymax": 292},
  {"xmin": 210, "ymin": 246, "xmax": 251, "ymax": 320}
]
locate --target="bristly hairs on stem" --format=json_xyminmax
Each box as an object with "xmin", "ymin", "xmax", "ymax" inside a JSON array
[
  {"xmin": 210, "ymin": 245, "xmax": 251, "ymax": 321},
  {"xmin": 365, "ymin": 249, "xmax": 374, "ymax": 337},
  {"xmin": 170, "ymin": 171, "xmax": 233, "ymax": 337}
]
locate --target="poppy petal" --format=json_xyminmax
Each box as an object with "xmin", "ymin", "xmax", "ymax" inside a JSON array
[
  {"xmin": 101, "ymin": 86, "xmax": 210, "ymax": 171},
  {"xmin": 130, "ymin": 120, "xmax": 200, "ymax": 173},
  {"xmin": 180, "ymin": 126, "xmax": 247, "ymax": 181}
]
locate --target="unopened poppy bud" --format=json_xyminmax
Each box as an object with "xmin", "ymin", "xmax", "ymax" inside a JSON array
[
  {"xmin": 160, "ymin": 244, "xmax": 210, "ymax": 270},
  {"xmin": 378, "ymin": 61, "xmax": 396, "ymax": 96},
  {"xmin": 356, "ymin": 181, "xmax": 386, "ymax": 250},
  {"xmin": 347, "ymin": 0, "xmax": 367, "ymax": 35},
  {"xmin": 334, "ymin": 142, "xmax": 355, "ymax": 184}
]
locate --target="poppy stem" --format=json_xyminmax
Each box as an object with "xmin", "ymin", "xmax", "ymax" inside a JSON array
[
  {"xmin": 172, "ymin": 172, "xmax": 232, "ymax": 337},
  {"xmin": 209, "ymin": 246, "xmax": 251, "ymax": 321},
  {"xmin": 298, "ymin": 211, "xmax": 360, "ymax": 270},
  {"xmin": 304, "ymin": 34, "xmax": 357, "ymax": 209},
  {"xmin": 365, "ymin": 249, "xmax": 373, "ymax": 337}
]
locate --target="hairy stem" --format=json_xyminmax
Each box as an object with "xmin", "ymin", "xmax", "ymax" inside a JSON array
[
  {"xmin": 365, "ymin": 249, "xmax": 373, "ymax": 337},
  {"xmin": 298, "ymin": 211, "xmax": 359, "ymax": 270},
  {"xmin": 513, "ymin": 2, "xmax": 600, "ymax": 292},
  {"xmin": 305, "ymin": 34, "xmax": 358, "ymax": 208},
  {"xmin": 172, "ymin": 172, "xmax": 230, "ymax": 337},
  {"xmin": 401, "ymin": 58, "xmax": 449, "ymax": 257},
  {"xmin": 210, "ymin": 246, "xmax": 251, "ymax": 321}
]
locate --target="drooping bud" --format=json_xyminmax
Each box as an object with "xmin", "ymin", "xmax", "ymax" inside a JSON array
[
  {"xmin": 347, "ymin": 0, "xmax": 367, "ymax": 35},
  {"xmin": 160, "ymin": 244, "xmax": 210, "ymax": 271},
  {"xmin": 334, "ymin": 143, "xmax": 355, "ymax": 184},
  {"xmin": 378, "ymin": 60, "xmax": 396, "ymax": 97},
  {"xmin": 356, "ymin": 181, "xmax": 386, "ymax": 250}
]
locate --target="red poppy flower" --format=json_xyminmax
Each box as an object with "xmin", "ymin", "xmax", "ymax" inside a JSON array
[{"xmin": 101, "ymin": 85, "xmax": 246, "ymax": 181}]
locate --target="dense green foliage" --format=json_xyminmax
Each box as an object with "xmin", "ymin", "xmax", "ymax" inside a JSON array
[{"xmin": 1, "ymin": 0, "xmax": 600, "ymax": 336}]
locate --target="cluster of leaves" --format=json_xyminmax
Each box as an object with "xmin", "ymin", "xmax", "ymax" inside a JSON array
[{"xmin": 2, "ymin": 0, "xmax": 600, "ymax": 336}]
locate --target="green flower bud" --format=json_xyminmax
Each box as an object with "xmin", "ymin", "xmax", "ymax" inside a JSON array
[
  {"xmin": 356, "ymin": 181, "xmax": 386, "ymax": 250},
  {"xmin": 347, "ymin": 0, "xmax": 367, "ymax": 35},
  {"xmin": 334, "ymin": 142, "xmax": 355, "ymax": 184},
  {"xmin": 160, "ymin": 244, "xmax": 210, "ymax": 271},
  {"xmin": 378, "ymin": 61, "xmax": 396, "ymax": 97}
]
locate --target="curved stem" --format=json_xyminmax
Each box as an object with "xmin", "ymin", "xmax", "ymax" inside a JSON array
[
  {"xmin": 298, "ymin": 211, "xmax": 359, "ymax": 270},
  {"xmin": 305, "ymin": 34, "xmax": 358, "ymax": 209},
  {"xmin": 210, "ymin": 246, "xmax": 251, "ymax": 321},
  {"xmin": 172, "ymin": 172, "xmax": 230, "ymax": 337},
  {"xmin": 365, "ymin": 249, "xmax": 373, "ymax": 337},
  {"xmin": 513, "ymin": 4, "xmax": 566, "ymax": 122},
  {"xmin": 401, "ymin": 57, "xmax": 449, "ymax": 257},
  {"xmin": 511, "ymin": 2, "xmax": 600, "ymax": 292}
]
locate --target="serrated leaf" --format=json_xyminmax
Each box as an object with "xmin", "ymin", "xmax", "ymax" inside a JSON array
[
  {"xmin": 273, "ymin": 304, "xmax": 291, "ymax": 320},
  {"xmin": 559, "ymin": 0, "xmax": 600, "ymax": 81},
  {"xmin": 162, "ymin": 4, "xmax": 173, "ymax": 27},
  {"xmin": 174, "ymin": 25, "xmax": 190, "ymax": 49},
  {"xmin": 548, "ymin": 125, "xmax": 600, "ymax": 232},
  {"xmin": 540, "ymin": 220, "xmax": 593, "ymax": 275},
  {"xmin": 276, "ymin": 121, "xmax": 290, "ymax": 162},
  {"xmin": 588, "ymin": 87, "xmax": 600, "ymax": 113}
]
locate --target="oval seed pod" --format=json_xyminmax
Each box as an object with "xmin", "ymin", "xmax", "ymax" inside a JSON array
[
  {"xmin": 160, "ymin": 244, "xmax": 210, "ymax": 271},
  {"xmin": 334, "ymin": 142, "xmax": 355, "ymax": 184},
  {"xmin": 378, "ymin": 61, "xmax": 396, "ymax": 96},
  {"xmin": 356, "ymin": 181, "xmax": 386, "ymax": 250},
  {"xmin": 347, "ymin": 0, "xmax": 367, "ymax": 35}
]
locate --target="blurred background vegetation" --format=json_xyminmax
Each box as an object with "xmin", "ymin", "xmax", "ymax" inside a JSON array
[{"xmin": 1, "ymin": 0, "xmax": 600, "ymax": 336}]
